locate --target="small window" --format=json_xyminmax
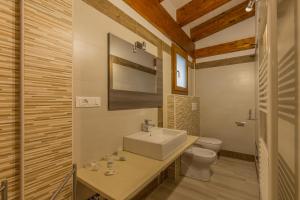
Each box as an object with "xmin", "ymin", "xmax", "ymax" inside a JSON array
[{"xmin": 172, "ymin": 44, "xmax": 188, "ymax": 95}]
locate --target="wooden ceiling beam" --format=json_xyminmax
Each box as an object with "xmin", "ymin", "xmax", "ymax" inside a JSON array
[
  {"xmin": 194, "ymin": 37, "xmax": 256, "ymax": 58},
  {"xmin": 123, "ymin": 0, "xmax": 195, "ymax": 54},
  {"xmin": 195, "ymin": 55, "xmax": 255, "ymax": 69},
  {"xmin": 177, "ymin": 0, "xmax": 230, "ymax": 27},
  {"xmin": 191, "ymin": 1, "xmax": 255, "ymax": 41}
]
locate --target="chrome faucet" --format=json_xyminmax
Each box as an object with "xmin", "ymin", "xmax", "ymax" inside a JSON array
[{"xmin": 142, "ymin": 119, "xmax": 155, "ymax": 132}]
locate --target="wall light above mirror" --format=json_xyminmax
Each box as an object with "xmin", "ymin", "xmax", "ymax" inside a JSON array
[{"xmin": 108, "ymin": 33, "xmax": 163, "ymax": 110}]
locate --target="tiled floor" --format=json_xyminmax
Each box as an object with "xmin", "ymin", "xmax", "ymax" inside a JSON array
[{"xmin": 145, "ymin": 157, "xmax": 260, "ymax": 200}]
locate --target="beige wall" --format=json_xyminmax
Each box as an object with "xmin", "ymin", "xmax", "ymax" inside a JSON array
[
  {"xmin": 74, "ymin": 0, "xmax": 172, "ymax": 166},
  {"xmin": 196, "ymin": 63, "xmax": 256, "ymax": 155}
]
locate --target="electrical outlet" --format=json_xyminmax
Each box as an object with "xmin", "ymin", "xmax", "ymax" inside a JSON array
[{"xmin": 76, "ymin": 96, "xmax": 101, "ymax": 108}]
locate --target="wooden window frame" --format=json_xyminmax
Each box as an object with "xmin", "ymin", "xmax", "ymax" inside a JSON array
[{"xmin": 172, "ymin": 44, "xmax": 188, "ymax": 95}]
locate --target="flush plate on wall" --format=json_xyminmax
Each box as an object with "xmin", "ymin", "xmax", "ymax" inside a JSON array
[
  {"xmin": 76, "ymin": 96, "xmax": 101, "ymax": 108},
  {"xmin": 192, "ymin": 103, "xmax": 198, "ymax": 111}
]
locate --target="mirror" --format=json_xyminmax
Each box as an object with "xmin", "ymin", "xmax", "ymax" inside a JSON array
[
  {"xmin": 110, "ymin": 56, "xmax": 157, "ymax": 93},
  {"xmin": 108, "ymin": 33, "xmax": 162, "ymax": 110}
]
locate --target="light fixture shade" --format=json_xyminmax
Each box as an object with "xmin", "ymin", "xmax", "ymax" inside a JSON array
[
  {"xmin": 245, "ymin": 6, "xmax": 253, "ymax": 12},
  {"xmin": 245, "ymin": 0, "xmax": 255, "ymax": 12}
]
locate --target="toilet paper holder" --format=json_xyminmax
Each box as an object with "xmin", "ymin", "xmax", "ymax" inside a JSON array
[{"xmin": 235, "ymin": 121, "xmax": 246, "ymax": 127}]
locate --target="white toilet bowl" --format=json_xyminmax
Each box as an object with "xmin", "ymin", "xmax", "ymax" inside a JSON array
[
  {"xmin": 194, "ymin": 137, "xmax": 222, "ymax": 153},
  {"xmin": 181, "ymin": 147, "xmax": 217, "ymax": 181}
]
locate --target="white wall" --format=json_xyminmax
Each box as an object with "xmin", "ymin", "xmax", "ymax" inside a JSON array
[
  {"xmin": 192, "ymin": 5, "xmax": 257, "ymax": 155},
  {"xmin": 196, "ymin": 63, "xmax": 256, "ymax": 155},
  {"xmin": 74, "ymin": 0, "xmax": 172, "ymax": 166},
  {"xmin": 195, "ymin": 17, "xmax": 256, "ymax": 63},
  {"xmin": 195, "ymin": 17, "xmax": 256, "ymax": 49}
]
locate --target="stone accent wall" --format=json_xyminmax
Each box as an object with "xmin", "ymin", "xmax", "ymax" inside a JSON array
[{"xmin": 167, "ymin": 95, "xmax": 200, "ymax": 136}]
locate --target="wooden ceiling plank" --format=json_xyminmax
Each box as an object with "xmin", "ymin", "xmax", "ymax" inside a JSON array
[
  {"xmin": 123, "ymin": 0, "xmax": 194, "ymax": 54},
  {"xmin": 191, "ymin": 1, "xmax": 255, "ymax": 41},
  {"xmin": 194, "ymin": 37, "xmax": 256, "ymax": 58},
  {"xmin": 177, "ymin": 0, "xmax": 230, "ymax": 27}
]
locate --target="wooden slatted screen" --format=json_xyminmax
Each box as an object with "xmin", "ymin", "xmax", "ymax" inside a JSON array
[
  {"xmin": 23, "ymin": 0, "xmax": 73, "ymax": 199},
  {"xmin": 0, "ymin": 1, "xmax": 20, "ymax": 199}
]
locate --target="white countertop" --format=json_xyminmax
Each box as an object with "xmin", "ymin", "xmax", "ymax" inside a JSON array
[{"xmin": 77, "ymin": 135, "xmax": 198, "ymax": 200}]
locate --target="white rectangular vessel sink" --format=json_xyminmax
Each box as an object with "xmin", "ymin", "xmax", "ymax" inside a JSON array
[{"xmin": 123, "ymin": 127, "xmax": 187, "ymax": 160}]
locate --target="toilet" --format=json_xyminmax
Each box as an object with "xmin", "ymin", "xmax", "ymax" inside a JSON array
[
  {"xmin": 181, "ymin": 137, "xmax": 222, "ymax": 181},
  {"xmin": 195, "ymin": 137, "xmax": 223, "ymax": 153},
  {"xmin": 181, "ymin": 146, "xmax": 217, "ymax": 181}
]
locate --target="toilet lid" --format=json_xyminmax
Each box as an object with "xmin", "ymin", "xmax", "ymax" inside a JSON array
[
  {"xmin": 192, "ymin": 147, "xmax": 216, "ymax": 158},
  {"xmin": 196, "ymin": 137, "xmax": 222, "ymax": 145}
]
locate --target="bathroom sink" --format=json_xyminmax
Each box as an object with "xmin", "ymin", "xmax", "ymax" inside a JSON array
[{"xmin": 123, "ymin": 127, "xmax": 187, "ymax": 160}]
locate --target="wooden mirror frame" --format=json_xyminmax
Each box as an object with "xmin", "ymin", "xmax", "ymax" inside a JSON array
[
  {"xmin": 172, "ymin": 44, "xmax": 188, "ymax": 95},
  {"xmin": 107, "ymin": 33, "xmax": 163, "ymax": 110}
]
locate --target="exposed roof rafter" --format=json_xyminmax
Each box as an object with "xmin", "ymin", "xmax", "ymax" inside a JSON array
[
  {"xmin": 191, "ymin": 1, "xmax": 255, "ymax": 42},
  {"xmin": 194, "ymin": 37, "xmax": 256, "ymax": 58},
  {"xmin": 124, "ymin": 0, "xmax": 195, "ymax": 54},
  {"xmin": 177, "ymin": 0, "xmax": 230, "ymax": 27}
]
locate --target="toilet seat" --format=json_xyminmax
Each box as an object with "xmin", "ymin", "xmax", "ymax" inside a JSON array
[
  {"xmin": 196, "ymin": 137, "xmax": 222, "ymax": 145},
  {"xmin": 193, "ymin": 147, "xmax": 216, "ymax": 158}
]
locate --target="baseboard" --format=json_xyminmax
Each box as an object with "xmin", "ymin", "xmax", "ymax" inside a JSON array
[{"xmin": 219, "ymin": 150, "xmax": 255, "ymax": 162}]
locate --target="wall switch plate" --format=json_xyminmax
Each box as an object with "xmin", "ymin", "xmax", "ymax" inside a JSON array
[
  {"xmin": 192, "ymin": 103, "xmax": 198, "ymax": 111},
  {"xmin": 76, "ymin": 96, "xmax": 101, "ymax": 108}
]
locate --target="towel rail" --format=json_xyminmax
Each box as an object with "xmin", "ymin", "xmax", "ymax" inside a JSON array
[{"xmin": 50, "ymin": 164, "xmax": 77, "ymax": 200}]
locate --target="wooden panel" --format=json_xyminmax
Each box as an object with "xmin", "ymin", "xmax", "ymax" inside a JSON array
[
  {"xmin": 0, "ymin": 1, "xmax": 20, "ymax": 199},
  {"xmin": 187, "ymin": 60, "xmax": 194, "ymax": 69},
  {"xmin": 110, "ymin": 55, "xmax": 157, "ymax": 75},
  {"xmin": 194, "ymin": 37, "xmax": 256, "ymax": 58},
  {"xmin": 177, "ymin": 0, "xmax": 230, "ymax": 26},
  {"xmin": 23, "ymin": 0, "xmax": 73, "ymax": 199},
  {"xmin": 109, "ymin": 89, "xmax": 162, "ymax": 110},
  {"xmin": 191, "ymin": 1, "xmax": 255, "ymax": 41},
  {"xmin": 196, "ymin": 55, "xmax": 255, "ymax": 69},
  {"xmin": 167, "ymin": 157, "xmax": 181, "ymax": 183},
  {"xmin": 220, "ymin": 150, "xmax": 255, "ymax": 162},
  {"xmin": 123, "ymin": 0, "xmax": 194, "ymax": 54}
]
